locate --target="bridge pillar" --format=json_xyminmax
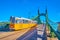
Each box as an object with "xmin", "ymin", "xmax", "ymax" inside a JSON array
[{"xmin": 37, "ymin": 9, "xmax": 42, "ymax": 24}]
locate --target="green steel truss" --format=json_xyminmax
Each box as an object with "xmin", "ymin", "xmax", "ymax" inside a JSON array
[{"xmin": 32, "ymin": 8, "xmax": 60, "ymax": 39}]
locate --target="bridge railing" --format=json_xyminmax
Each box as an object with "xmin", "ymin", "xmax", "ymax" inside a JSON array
[{"xmin": 48, "ymin": 19, "xmax": 60, "ymax": 40}]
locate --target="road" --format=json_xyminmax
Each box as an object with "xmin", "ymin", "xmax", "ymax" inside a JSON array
[
  {"xmin": 0, "ymin": 28, "xmax": 32, "ymax": 40},
  {"xmin": 0, "ymin": 24, "xmax": 58, "ymax": 40}
]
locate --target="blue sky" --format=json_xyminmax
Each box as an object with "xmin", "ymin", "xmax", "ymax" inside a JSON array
[{"xmin": 0, "ymin": 0, "xmax": 60, "ymax": 22}]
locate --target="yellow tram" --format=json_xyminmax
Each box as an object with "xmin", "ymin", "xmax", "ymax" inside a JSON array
[{"xmin": 10, "ymin": 16, "xmax": 37, "ymax": 30}]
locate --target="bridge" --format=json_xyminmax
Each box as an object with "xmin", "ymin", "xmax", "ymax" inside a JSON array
[
  {"xmin": 0, "ymin": 9, "xmax": 60, "ymax": 40},
  {"xmin": 33, "ymin": 9, "xmax": 59, "ymax": 40}
]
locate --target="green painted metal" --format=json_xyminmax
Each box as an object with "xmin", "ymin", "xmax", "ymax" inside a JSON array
[
  {"xmin": 32, "ymin": 9, "xmax": 42, "ymax": 24},
  {"xmin": 48, "ymin": 23, "xmax": 60, "ymax": 39},
  {"xmin": 48, "ymin": 23, "xmax": 56, "ymax": 37},
  {"xmin": 37, "ymin": 9, "xmax": 41, "ymax": 24},
  {"xmin": 32, "ymin": 8, "xmax": 60, "ymax": 39},
  {"xmin": 45, "ymin": 9, "xmax": 56, "ymax": 38},
  {"xmin": 32, "ymin": 8, "xmax": 57, "ymax": 38},
  {"xmin": 48, "ymin": 18, "xmax": 60, "ymax": 39}
]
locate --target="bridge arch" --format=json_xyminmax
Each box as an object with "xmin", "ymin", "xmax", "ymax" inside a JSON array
[{"xmin": 36, "ymin": 9, "xmax": 48, "ymax": 24}]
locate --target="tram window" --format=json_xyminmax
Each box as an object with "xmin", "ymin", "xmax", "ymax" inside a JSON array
[
  {"xmin": 28, "ymin": 21, "xmax": 31, "ymax": 23},
  {"xmin": 23, "ymin": 20, "xmax": 28, "ymax": 23},
  {"xmin": 16, "ymin": 20, "xmax": 23, "ymax": 23}
]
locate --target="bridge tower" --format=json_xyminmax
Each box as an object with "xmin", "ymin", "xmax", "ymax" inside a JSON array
[
  {"xmin": 45, "ymin": 8, "xmax": 48, "ymax": 25},
  {"xmin": 45, "ymin": 9, "xmax": 56, "ymax": 38},
  {"xmin": 45, "ymin": 8, "xmax": 50, "ymax": 32},
  {"xmin": 34, "ymin": 8, "xmax": 56, "ymax": 38},
  {"xmin": 37, "ymin": 9, "xmax": 42, "ymax": 24}
]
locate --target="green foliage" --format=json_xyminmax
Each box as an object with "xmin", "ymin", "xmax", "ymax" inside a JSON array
[{"xmin": 0, "ymin": 22, "xmax": 10, "ymax": 26}]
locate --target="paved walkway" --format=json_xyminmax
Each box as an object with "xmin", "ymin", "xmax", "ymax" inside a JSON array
[
  {"xmin": 0, "ymin": 28, "xmax": 31, "ymax": 40},
  {"xmin": 37, "ymin": 24, "xmax": 47, "ymax": 40},
  {"xmin": 37, "ymin": 24, "xmax": 58, "ymax": 40},
  {"xmin": 0, "ymin": 24, "xmax": 58, "ymax": 40}
]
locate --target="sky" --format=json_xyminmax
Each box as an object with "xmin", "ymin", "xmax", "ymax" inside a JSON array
[{"xmin": 0, "ymin": 0, "xmax": 60, "ymax": 22}]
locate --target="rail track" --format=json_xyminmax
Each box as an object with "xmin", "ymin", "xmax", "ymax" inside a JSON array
[{"xmin": 0, "ymin": 28, "xmax": 31, "ymax": 40}]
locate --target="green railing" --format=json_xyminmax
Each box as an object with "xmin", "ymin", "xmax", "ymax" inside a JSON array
[{"xmin": 48, "ymin": 21, "xmax": 60, "ymax": 40}]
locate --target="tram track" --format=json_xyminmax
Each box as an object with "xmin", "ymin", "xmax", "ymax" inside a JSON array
[{"xmin": 0, "ymin": 28, "xmax": 31, "ymax": 40}]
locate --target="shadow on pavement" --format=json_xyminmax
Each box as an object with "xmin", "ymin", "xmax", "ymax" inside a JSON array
[{"xmin": 16, "ymin": 27, "xmax": 37, "ymax": 40}]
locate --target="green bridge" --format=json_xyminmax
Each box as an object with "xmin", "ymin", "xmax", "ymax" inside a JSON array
[
  {"xmin": 32, "ymin": 8, "xmax": 60, "ymax": 40},
  {"xmin": 0, "ymin": 8, "xmax": 60, "ymax": 40}
]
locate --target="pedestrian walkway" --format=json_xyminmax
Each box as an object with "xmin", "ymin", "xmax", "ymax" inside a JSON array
[{"xmin": 37, "ymin": 24, "xmax": 47, "ymax": 40}]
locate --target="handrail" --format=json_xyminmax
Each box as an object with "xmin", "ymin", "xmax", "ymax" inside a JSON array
[{"xmin": 48, "ymin": 23, "xmax": 60, "ymax": 40}]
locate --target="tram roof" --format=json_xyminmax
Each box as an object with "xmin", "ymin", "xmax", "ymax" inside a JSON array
[
  {"xmin": 15, "ymin": 17, "xmax": 32, "ymax": 21},
  {"xmin": 11, "ymin": 16, "xmax": 37, "ymax": 22}
]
